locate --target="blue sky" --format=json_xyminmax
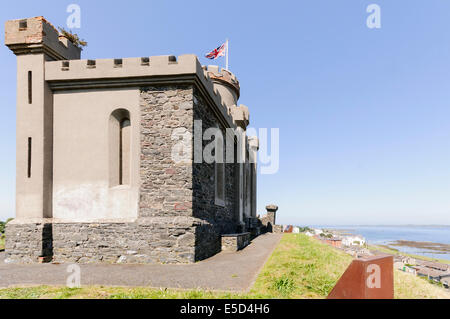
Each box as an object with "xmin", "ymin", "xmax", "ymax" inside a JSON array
[{"xmin": 1, "ymin": 0, "xmax": 450, "ymax": 225}]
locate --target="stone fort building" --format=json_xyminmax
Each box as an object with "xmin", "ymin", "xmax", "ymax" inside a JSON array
[{"xmin": 4, "ymin": 16, "xmax": 264, "ymax": 264}]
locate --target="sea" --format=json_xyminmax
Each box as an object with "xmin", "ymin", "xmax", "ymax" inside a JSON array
[{"xmin": 313, "ymin": 225, "xmax": 450, "ymax": 261}]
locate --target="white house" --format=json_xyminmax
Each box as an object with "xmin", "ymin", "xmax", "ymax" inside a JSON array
[
  {"xmin": 342, "ymin": 235, "xmax": 366, "ymax": 246},
  {"xmin": 313, "ymin": 228, "xmax": 323, "ymax": 236}
]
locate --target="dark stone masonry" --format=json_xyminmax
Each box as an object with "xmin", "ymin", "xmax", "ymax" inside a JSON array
[
  {"xmin": 51, "ymin": 221, "xmax": 197, "ymax": 264},
  {"xmin": 221, "ymin": 233, "xmax": 251, "ymax": 252},
  {"xmin": 5, "ymin": 223, "xmax": 53, "ymax": 264}
]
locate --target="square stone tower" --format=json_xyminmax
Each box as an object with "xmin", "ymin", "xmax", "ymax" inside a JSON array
[{"xmin": 4, "ymin": 16, "xmax": 259, "ymax": 264}]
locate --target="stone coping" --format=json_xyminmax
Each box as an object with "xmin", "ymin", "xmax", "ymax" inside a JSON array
[
  {"xmin": 221, "ymin": 232, "xmax": 250, "ymax": 237},
  {"xmin": 7, "ymin": 217, "xmax": 218, "ymax": 229}
]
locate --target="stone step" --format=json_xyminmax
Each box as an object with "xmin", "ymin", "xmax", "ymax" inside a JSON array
[{"xmin": 221, "ymin": 232, "xmax": 251, "ymax": 252}]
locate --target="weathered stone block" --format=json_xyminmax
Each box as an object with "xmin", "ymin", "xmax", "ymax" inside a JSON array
[{"xmin": 221, "ymin": 233, "xmax": 251, "ymax": 252}]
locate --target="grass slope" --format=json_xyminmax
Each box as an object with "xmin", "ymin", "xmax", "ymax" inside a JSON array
[
  {"xmin": 395, "ymin": 270, "xmax": 449, "ymax": 299},
  {"xmin": 249, "ymin": 233, "xmax": 353, "ymax": 298},
  {"xmin": 0, "ymin": 234, "xmax": 448, "ymax": 299}
]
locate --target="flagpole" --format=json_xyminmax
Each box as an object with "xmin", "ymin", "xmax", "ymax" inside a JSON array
[{"xmin": 226, "ymin": 38, "xmax": 229, "ymax": 70}]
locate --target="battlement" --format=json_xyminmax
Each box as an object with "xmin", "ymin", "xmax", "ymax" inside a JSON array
[
  {"xmin": 248, "ymin": 136, "xmax": 259, "ymax": 150},
  {"xmin": 46, "ymin": 54, "xmax": 239, "ymax": 129},
  {"xmin": 229, "ymin": 104, "xmax": 250, "ymax": 129},
  {"xmin": 203, "ymin": 65, "xmax": 241, "ymax": 101},
  {"xmin": 6, "ymin": 16, "xmax": 251, "ymax": 132},
  {"xmin": 46, "ymin": 55, "xmax": 197, "ymax": 80},
  {"xmin": 5, "ymin": 16, "xmax": 81, "ymax": 60},
  {"xmin": 203, "ymin": 65, "xmax": 240, "ymax": 98}
]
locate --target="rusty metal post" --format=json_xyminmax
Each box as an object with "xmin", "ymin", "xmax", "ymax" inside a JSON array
[{"xmin": 327, "ymin": 255, "xmax": 394, "ymax": 299}]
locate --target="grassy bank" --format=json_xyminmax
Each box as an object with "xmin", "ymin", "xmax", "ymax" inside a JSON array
[
  {"xmin": 395, "ymin": 270, "xmax": 449, "ymax": 299},
  {"xmin": 0, "ymin": 218, "xmax": 12, "ymax": 251},
  {"xmin": 248, "ymin": 232, "xmax": 353, "ymax": 298},
  {"xmin": 0, "ymin": 234, "xmax": 448, "ymax": 299}
]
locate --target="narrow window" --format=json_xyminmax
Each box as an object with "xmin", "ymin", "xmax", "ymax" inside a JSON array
[
  {"xmin": 215, "ymin": 162, "xmax": 225, "ymax": 205},
  {"xmin": 119, "ymin": 118, "xmax": 131, "ymax": 185},
  {"xmin": 215, "ymin": 130, "xmax": 225, "ymax": 206},
  {"xmin": 244, "ymin": 150, "xmax": 251, "ymax": 216},
  {"xmin": 27, "ymin": 137, "xmax": 32, "ymax": 178},
  {"xmin": 109, "ymin": 109, "xmax": 131, "ymax": 187},
  {"xmin": 28, "ymin": 71, "xmax": 32, "ymax": 104}
]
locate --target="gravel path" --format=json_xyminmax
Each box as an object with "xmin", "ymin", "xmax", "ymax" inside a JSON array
[{"xmin": 0, "ymin": 233, "xmax": 282, "ymax": 291}]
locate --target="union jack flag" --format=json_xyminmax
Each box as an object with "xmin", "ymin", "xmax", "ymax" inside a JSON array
[{"xmin": 205, "ymin": 42, "xmax": 227, "ymax": 60}]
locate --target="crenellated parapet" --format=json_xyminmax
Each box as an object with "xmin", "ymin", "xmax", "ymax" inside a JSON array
[
  {"xmin": 5, "ymin": 16, "xmax": 81, "ymax": 60},
  {"xmin": 5, "ymin": 16, "xmax": 255, "ymax": 133},
  {"xmin": 45, "ymin": 54, "xmax": 238, "ymax": 130},
  {"xmin": 5, "ymin": 15, "xmax": 254, "ymax": 133},
  {"xmin": 229, "ymin": 104, "xmax": 250, "ymax": 130},
  {"xmin": 199, "ymin": 66, "xmax": 252, "ymax": 130},
  {"xmin": 203, "ymin": 65, "xmax": 240, "ymax": 108},
  {"xmin": 45, "ymin": 55, "xmax": 198, "ymax": 81},
  {"xmin": 248, "ymin": 136, "xmax": 259, "ymax": 151}
]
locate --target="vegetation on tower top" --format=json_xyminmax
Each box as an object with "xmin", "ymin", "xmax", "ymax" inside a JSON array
[{"xmin": 58, "ymin": 27, "xmax": 87, "ymax": 49}]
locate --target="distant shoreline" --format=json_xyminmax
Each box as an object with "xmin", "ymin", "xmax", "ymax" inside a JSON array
[
  {"xmin": 390, "ymin": 240, "xmax": 450, "ymax": 253},
  {"xmin": 317, "ymin": 225, "xmax": 450, "ymax": 262}
]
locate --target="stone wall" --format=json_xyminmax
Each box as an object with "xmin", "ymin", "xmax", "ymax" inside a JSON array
[
  {"xmin": 5, "ymin": 220, "xmax": 199, "ymax": 264},
  {"xmin": 138, "ymin": 84, "xmax": 238, "ymax": 262},
  {"xmin": 259, "ymin": 205, "xmax": 280, "ymax": 233},
  {"xmin": 259, "ymin": 214, "xmax": 274, "ymax": 232},
  {"xmin": 51, "ymin": 220, "xmax": 197, "ymax": 264},
  {"xmin": 221, "ymin": 233, "xmax": 251, "ymax": 252},
  {"xmin": 191, "ymin": 87, "xmax": 239, "ymax": 259},
  {"xmin": 192, "ymin": 87, "xmax": 238, "ymax": 234},
  {"xmin": 272, "ymin": 225, "xmax": 283, "ymax": 233},
  {"xmin": 5, "ymin": 84, "xmax": 241, "ymax": 264},
  {"xmin": 5, "ymin": 222, "xmax": 53, "ymax": 263},
  {"xmin": 139, "ymin": 85, "xmax": 194, "ymax": 218}
]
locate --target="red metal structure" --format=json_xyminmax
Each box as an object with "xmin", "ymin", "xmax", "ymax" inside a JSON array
[{"xmin": 327, "ymin": 255, "xmax": 394, "ymax": 299}]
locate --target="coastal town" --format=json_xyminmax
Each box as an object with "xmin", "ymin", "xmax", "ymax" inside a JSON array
[{"xmin": 283, "ymin": 226, "xmax": 450, "ymax": 290}]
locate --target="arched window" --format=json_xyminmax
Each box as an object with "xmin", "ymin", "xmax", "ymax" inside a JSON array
[{"xmin": 109, "ymin": 109, "xmax": 131, "ymax": 186}]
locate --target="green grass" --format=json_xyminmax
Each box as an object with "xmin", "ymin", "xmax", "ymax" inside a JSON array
[
  {"xmin": 394, "ymin": 270, "xmax": 449, "ymax": 299},
  {"xmin": 0, "ymin": 235, "xmax": 4, "ymax": 251},
  {"xmin": 0, "ymin": 234, "xmax": 448, "ymax": 299},
  {"xmin": 248, "ymin": 233, "xmax": 353, "ymax": 298}
]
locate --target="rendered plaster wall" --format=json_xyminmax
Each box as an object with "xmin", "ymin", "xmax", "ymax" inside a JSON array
[{"xmin": 52, "ymin": 88, "xmax": 141, "ymax": 221}]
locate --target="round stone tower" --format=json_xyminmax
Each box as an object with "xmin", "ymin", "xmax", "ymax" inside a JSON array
[{"xmin": 204, "ymin": 65, "xmax": 240, "ymax": 108}]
